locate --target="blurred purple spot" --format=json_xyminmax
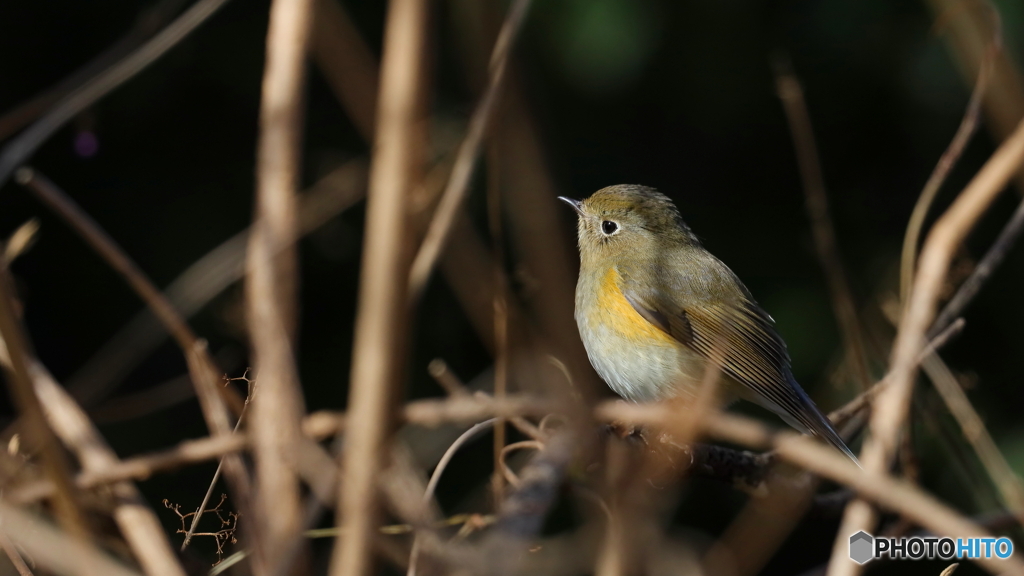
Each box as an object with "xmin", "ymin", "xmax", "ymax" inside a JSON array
[{"xmin": 74, "ymin": 131, "xmax": 99, "ymax": 158}]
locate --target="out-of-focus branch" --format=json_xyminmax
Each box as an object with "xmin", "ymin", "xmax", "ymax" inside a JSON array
[
  {"xmin": 773, "ymin": 55, "xmax": 871, "ymax": 390},
  {"xmin": 330, "ymin": 0, "xmax": 430, "ymax": 573},
  {"xmin": 31, "ymin": 362, "xmax": 187, "ymax": 576},
  {"xmin": 921, "ymin": 352, "xmax": 1024, "ymax": 521},
  {"xmin": 406, "ymin": 0, "xmax": 532, "ymax": 301},
  {"xmin": 900, "ymin": 43, "xmax": 993, "ymax": 305},
  {"xmin": 0, "ymin": 0, "xmax": 188, "ymax": 142},
  {"xmin": 924, "ymin": 0, "xmax": 1024, "ymax": 191},
  {"xmin": 246, "ymin": 0, "xmax": 314, "ymax": 569},
  {"xmin": 598, "ymin": 402, "xmax": 1024, "ymax": 575},
  {"xmin": 0, "ymin": 0, "xmax": 233, "ymax": 190},
  {"xmin": 311, "ymin": 0, "xmax": 379, "ymax": 142},
  {"xmin": 831, "ymin": 116, "xmax": 1024, "ymax": 576},
  {"xmin": 13, "ymin": 168, "xmax": 256, "ymax": 541},
  {"xmin": 827, "ymin": 317, "xmax": 965, "ymax": 427},
  {"xmin": 12, "ymin": 393, "xmax": 551, "ymax": 504},
  {"xmin": 0, "ymin": 500, "xmax": 143, "ymax": 576},
  {"xmin": 930, "ymin": 191, "xmax": 1024, "ymax": 337},
  {"xmin": 0, "ymin": 264, "xmax": 90, "ymax": 552},
  {"xmin": 15, "ymin": 168, "xmax": 245, "ymax": 415},
  {"xmin": 61, "ymin": 159, "xmax": 366, "ymax": 409}
]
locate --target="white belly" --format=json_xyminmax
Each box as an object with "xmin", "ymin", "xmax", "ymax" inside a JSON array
[{"xmin": 576, "ymin": 306, "xmax": 706, "ymax": 402}]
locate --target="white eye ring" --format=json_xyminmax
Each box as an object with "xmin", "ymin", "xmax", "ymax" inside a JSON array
[{"xmin": 601, "ymin": 220, "xmax": 619, "ymax": 235}]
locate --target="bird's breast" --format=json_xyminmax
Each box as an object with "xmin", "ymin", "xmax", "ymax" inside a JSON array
[{"xmin": 575, "ymin": 266, "xmax": 703, "ymax": 401}]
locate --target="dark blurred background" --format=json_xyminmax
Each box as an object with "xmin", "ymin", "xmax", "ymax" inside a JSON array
[{"xmin": 1, "ymin": 0, "xmax": 1023, "ymax": 573}]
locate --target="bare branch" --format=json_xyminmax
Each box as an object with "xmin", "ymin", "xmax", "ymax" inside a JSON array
[
  {"xmin": 329, "ymin": 0, "xmax": 430, "ymax": 572},
  {"xmin": 246, "ymin": 0, "xmax": 315, "ymax": 568}
]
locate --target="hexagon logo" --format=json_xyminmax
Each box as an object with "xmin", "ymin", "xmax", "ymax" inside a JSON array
[{"xmin": 849, "ymin": 531, "xmax": 874, "ymax": 564}]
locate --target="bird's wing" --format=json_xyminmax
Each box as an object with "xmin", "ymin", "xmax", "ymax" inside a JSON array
[{"xmin": 619, "ymin": 269, "xmax": 858, "ymax": 462}]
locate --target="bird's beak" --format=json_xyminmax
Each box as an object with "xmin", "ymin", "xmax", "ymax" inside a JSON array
[{"xmin": 557, "ymin": 196, "xmax": 584, "ymax": 216}]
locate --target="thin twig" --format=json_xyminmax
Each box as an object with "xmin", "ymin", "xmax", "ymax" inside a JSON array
[
  {"xmin": 827, "ymin": 317, "xmax": 965, "ymax": 427},
  {"xmin": 921, "ymin": 352, "xmax": 1024, "ymax": 521},
  {"xmin": 12, "ymin": 394, "xmax": 550, "ymax": 504},
  {"xmin": 900, "ymin": 44, "xmax": 993, "ymax": 305},
  {"xmin": 247, "ymin": 0, "xmax": 315, "ymax": 568},
  {"xmin": 14, "ymin": 168, "xmax": 244, "ymax": 413},
  {"xmin": 406, "ymin": 0, "xmax": 533, "ymax": 301},
  {"xmin": 831, "ymin": 115, "xmax": 1024, "ymax": 576},
  {"xmin": 329, "ymin": 0, "xmax": 430, "ymax": 572},
  {"xmin": 182, "ymin": 375, "xmax": 251, "ymax": 551},
  {"xmin": 408, "ymin": 419, "xmax": 497, "ymax": 576},
  {"xmin": 0, "ymin": 0, "xmax": 233, "ymax": 190},
  {"xmin": 773, "ymin": 53, "xmax": 871, "ymax": 390},
  {"xmin": 930, "ymin": 190, "xmax": 1024, "ymax": 337},
  {"xmin": 14, "ymin": 167, "xmax": 256, "ymax": 540}
]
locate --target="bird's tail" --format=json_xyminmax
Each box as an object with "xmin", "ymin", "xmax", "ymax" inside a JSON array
[{"xmin": 779, "ymin": 378, "xmax": 861, "ymax": 468}]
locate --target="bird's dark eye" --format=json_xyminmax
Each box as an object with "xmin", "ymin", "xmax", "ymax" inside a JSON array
[{"xmin": 601, "ymin": 220, "xmax": 619, "ymax": 235}]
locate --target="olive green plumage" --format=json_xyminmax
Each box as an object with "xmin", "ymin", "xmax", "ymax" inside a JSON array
[{"xmin": 561, "ymin": 184, "xmax": 857, "ymax": 463}]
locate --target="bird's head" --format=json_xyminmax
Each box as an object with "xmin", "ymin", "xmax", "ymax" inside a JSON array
[{"xmin": 559, "ymin": 185, "xmax": 699, "ymax": 264}]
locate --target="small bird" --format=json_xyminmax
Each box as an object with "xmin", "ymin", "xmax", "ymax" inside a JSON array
[{"xmin": 560, "ymin": 184, "xmax": 857, "ymax": 462}]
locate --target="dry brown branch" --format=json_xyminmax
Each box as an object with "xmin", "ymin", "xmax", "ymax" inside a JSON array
[
  {"xmin": 773, "ymin": 54, "xmax": 871, "ymax": 390},
  {"xmin": 702, "ymin": 412, "xmax": 1024, "ymax": 576},
  {"xmin": 827, "ymin": 317, "xmax": 965, "ymax": 427},
  {"xmin": 900, "ymin": 41, "xmax": 992, "ymax": 305},
  {"xmin": 330, "ymin": 4, "xmax": 430, "ymax": 573},
  {"xmin": 14, "ymin": 167, "xmax": 244, "ymax": 415},
  {"xmin": 246, "ymin": 0, "xmax": 315, "ymax": 569},
  {"xmin": 0, "ymin": 265, "xmax": 91, "ymax": 553},
  {"xmin": 31, "ymin": 361, "xmax": 187, "ymax": 576},
  {"xmin": 63, "ymin": 159, "xmax": 366, "ymax": 408},
  {"xmin": 311, "ymin": 0, "xmax": 379, "ymax": 142},
  {"xmin": 13, "ymin": 393, "xmax": 549, "ymax": 504},
  {"xmin": 920, "ymin": 352, "xmax": 1024, "ymax": 520},
  {"xmin": 9, "ymin": 433, "xmax": 248, "ymax": 504},
  {"xmin": 0, "ymin": 531, "xmax": 33, "ymax": 576},
  {"xmin": 0, "ymin": 499, "xmax": 143, "ymax": 576},
  {"xmin": 407, "ymin": 0, "xmax": 533, "ymax": 301},
  {"xmin": 597, "ymin": 401, "xmax": 1024, "ymax": 575},
  {"xmin": 831, "ymin": 114, "xmax": 1024, "ymax": 575},
  {"xmin": 14, "ymin": 167, "xmax": 256, "ymax": 543},
  {"xmin": 0, "ymin": 0, "xmax": 233, "ymax": 189}
]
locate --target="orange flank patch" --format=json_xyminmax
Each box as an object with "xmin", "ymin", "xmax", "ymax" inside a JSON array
[{"xmin": 596, "ymin": 268, "xmax": 678, "ymax": 345}]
